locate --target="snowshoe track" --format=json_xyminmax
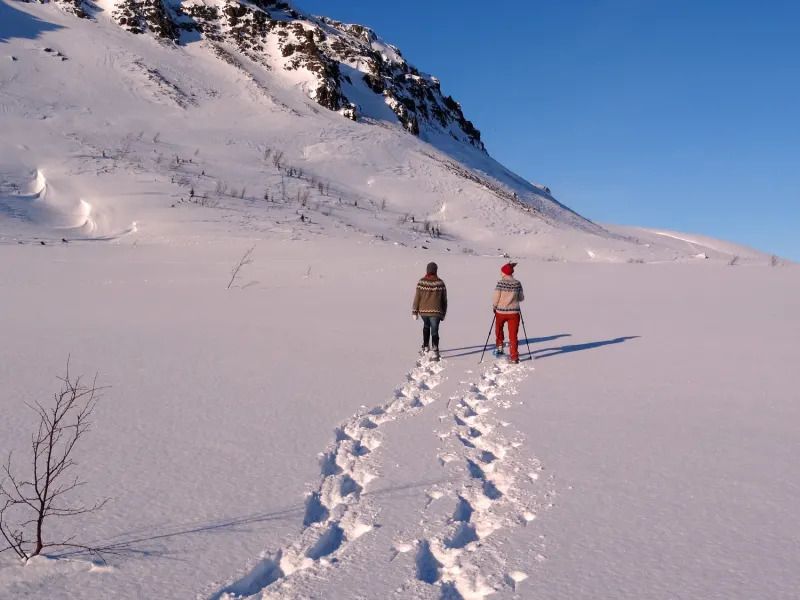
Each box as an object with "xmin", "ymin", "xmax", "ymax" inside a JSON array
[
  {"xmin": 397, "ymin": 361, "xmax": 550, "ymax": 599},
  {"xmin": 210, "ymin": 356, "xmax": 445, "ymax": 599}
]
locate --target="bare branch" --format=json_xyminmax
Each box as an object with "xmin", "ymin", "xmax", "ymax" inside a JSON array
[
  {"xmin": 0, "ymin": 360, "xmax": 107, "ymax": 559},
  {"xmin": 226, "ymin": 245, "xmax": 256, "ymax": 290}
]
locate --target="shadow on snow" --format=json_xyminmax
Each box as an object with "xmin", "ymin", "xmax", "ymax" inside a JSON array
[
  {"xmin": 0, "ymin": 1, "xmax": 64, "ymax": 43},
  {"xmin": 441, "ymin": 333, "xmax": 641, "ymax": 361},
  {"xmin": 441, "ymin": 334, "xmax": 572, "ymax": 358},
  {"xmin": 531, "ymin": 336, "xmax": 640, "ymax": 359}
]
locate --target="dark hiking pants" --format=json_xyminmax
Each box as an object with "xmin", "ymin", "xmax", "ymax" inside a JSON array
[{"xmin": 422, "ymin": 316, "xmax": 441, "ymax": 349}]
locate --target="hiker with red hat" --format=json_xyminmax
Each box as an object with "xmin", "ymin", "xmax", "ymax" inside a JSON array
[
  {"xmin": 493, "ymin": 262, "xmax": 525, "ymax": 363},
  {"xmin": 412, "ymin": 262, "xmax": 448, "ymax": 361}
]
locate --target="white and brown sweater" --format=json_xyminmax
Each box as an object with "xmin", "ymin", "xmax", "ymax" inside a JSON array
[
  {"xmin": 492, "ymin": 275, "xmax": 524, "ymax": 314},
  {"xmin": 412, "ymin": 275, "xmax": 448, "ymax": 318}
]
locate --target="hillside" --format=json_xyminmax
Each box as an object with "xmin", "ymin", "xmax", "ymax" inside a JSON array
[
  {"xmin": 0, "ymin": 0, "xmax": 773, "ymax": 263},
  {"xmin": 1, "ymin": 3, "xmax": 799, "ymax": 600}
]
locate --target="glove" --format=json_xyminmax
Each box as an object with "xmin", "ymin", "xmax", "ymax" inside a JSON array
[{"xmin": 413, "ymin": 313, "xmax": 419, "ymax": 320}]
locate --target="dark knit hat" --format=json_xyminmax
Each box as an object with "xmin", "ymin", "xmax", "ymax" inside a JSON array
[
  {"xmin": 501, "ymin": 262, "xmax": 517, "ymax": 276},
  {"xmin": 426, "ymin": 262, "xmax": 438, "ymax": 275}
]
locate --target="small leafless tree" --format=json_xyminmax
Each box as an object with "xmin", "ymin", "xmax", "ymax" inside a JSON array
[
  {"xmin": 227, "ymin": 246, "xmax": 256, "ymax": 289},
  {"xmin": 0, "ymin": 362, "xmax": 107, "ymax": 561},
  {"xmin": 272, "ymin": 151, "xmax": 284, "ymax": 170},
  {"xmin": 728, "ymin": 255, "xmax": 740, "ymax": 266},
  {"xmin": 770, "ymin": 255, "xmax": 780, "ymax": 267}
]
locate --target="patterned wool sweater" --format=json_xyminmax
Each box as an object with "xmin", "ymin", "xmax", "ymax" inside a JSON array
[
  {"xmin": 493, "ymin": 275, "xmax": 524, "ymax": 313},
  {"xmin": 412, "ymin": 275, "xmax": 448, "ymax": 318}
]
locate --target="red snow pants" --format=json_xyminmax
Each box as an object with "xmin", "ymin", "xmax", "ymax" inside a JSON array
[{"xmin": 495, "ymin": 312, "xmax": 521, "ymax": 361}]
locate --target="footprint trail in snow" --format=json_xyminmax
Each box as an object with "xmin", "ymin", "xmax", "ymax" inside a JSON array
[
  {"xmin": 210, "ymin": 355, "xmax": 445, "ymax": 600},
  {"xmin": 397, "ymin": 361, "xmax": 551, "ymax": 599}
]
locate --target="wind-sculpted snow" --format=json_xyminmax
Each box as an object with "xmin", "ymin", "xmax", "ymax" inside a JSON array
[{"xmin": 0, "ymin": 169, "xmax": 137, "ymax": 241}]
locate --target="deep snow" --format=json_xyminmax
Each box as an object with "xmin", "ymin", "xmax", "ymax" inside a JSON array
[
  {"xmin": 1, "ymin": 1, "xmax": 798, "ymax": 599},
  {"xmin": 1, "ymin": 240, "xmax": 798, "ymax": 599}
]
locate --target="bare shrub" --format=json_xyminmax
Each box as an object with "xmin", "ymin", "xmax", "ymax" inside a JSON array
[
  {"xmin": 227, "ymin": 246, "xmax": 256, "ymax": 289},
  {"xmin": 770, "ymin": 255, "xmax": 780, "ymax": 267},
  {"xmin": 0, "ymin": 361, "xmax": 107, "ymax": 561},
  {"xmin": 193, "ymin": 195, "xmax": 219, "ymax": 208},
  {"xmin": 728, "ymin": 255, "xmax": 740, "ymax": 266}
]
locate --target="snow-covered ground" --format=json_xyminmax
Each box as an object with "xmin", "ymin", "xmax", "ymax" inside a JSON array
[
  {"xmin": 1, "ymin": 2, "xmax": 798, "ymax": 599},
  {"xmin": 1, "ymin": 239, "xmax": 798, "ymax": 599}
]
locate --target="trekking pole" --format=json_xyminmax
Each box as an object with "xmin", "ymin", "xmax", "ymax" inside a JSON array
[
  {"xmin": 479, "ymin": 313, "xmax": 496, "ymax": 364},
  {"xmin": 520, "ymin": 311, "xmax": 533, "ymax": 361}
]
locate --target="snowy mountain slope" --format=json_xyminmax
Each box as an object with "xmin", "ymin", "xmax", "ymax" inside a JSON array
[
  {"xmin": 1, "ymin": 0, "xmax": 773, "ymax": 263},
  {"xmin": 2, "ymin": 3, "xmax": 799, "ymax": 599}
]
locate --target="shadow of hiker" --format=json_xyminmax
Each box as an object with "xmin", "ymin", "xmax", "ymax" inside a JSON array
[
  {"xmin": 529, "ymin": 336, "xmax": 640, "ymax": 360},
  {"xmin": 50, "ymin": 504, "xmax": 304, "ymax": 564},
  {"xmin": 51, "ymin": 477, "xmax": 452, "ymax": 566},
  {"xmin": 442, "ymin": 334, "xmax": 572, "ymax": 358}
]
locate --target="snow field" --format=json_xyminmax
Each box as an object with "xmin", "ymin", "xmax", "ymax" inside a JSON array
[{"xmin": 0, "ymin": 239, "xmax": 798, "ymax": 599}]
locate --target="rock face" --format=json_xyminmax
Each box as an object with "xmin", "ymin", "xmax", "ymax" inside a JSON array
[{"xmin": 47, "ymin": 0, "xmax": 484, "ymax": 151}]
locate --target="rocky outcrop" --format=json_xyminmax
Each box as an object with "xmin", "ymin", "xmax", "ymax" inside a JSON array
[{"xmin": 45, "ymin": 0, "xmax": 484, "ymax": 150}]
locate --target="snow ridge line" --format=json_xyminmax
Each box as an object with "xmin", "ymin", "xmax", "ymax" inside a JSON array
[
  {"xmin": 399, "ymin": 361, "xmax": 547, "ymax": 599},
  {"xmin": 210, "ymin": 355, "xmax": 445, "ymax": 600}
]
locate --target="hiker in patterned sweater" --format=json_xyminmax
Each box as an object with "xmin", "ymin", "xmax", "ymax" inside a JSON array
[
  {"xmin": 412, "ymin": 262, "xmax": 447, "ymax": 361},
  {"xmin": 493, "ymin": 262, "xmax": 525, "ymax": 363}
]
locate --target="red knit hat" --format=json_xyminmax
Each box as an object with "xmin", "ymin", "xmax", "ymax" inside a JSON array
[{"xmin": 501, "ymin": 262, "xmax": 516, "ymax": 276}]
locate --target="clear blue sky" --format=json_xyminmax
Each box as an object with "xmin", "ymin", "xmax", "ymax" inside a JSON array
[{"xmin": 296, "ymin": 0, "xmax": 799, "ymax": 260}]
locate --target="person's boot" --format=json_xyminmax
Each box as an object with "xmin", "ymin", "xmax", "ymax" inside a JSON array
[
  {"xmin": 431, "ymin": 346, "xmax": 440, "ymax": 362},
  {"xmin": 493, "ymin": 345, "xmax": 504, "ymax": 357},
  {"xmin": 420, "ymin": 344, "xmax": 430, "ymax": 356}
]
